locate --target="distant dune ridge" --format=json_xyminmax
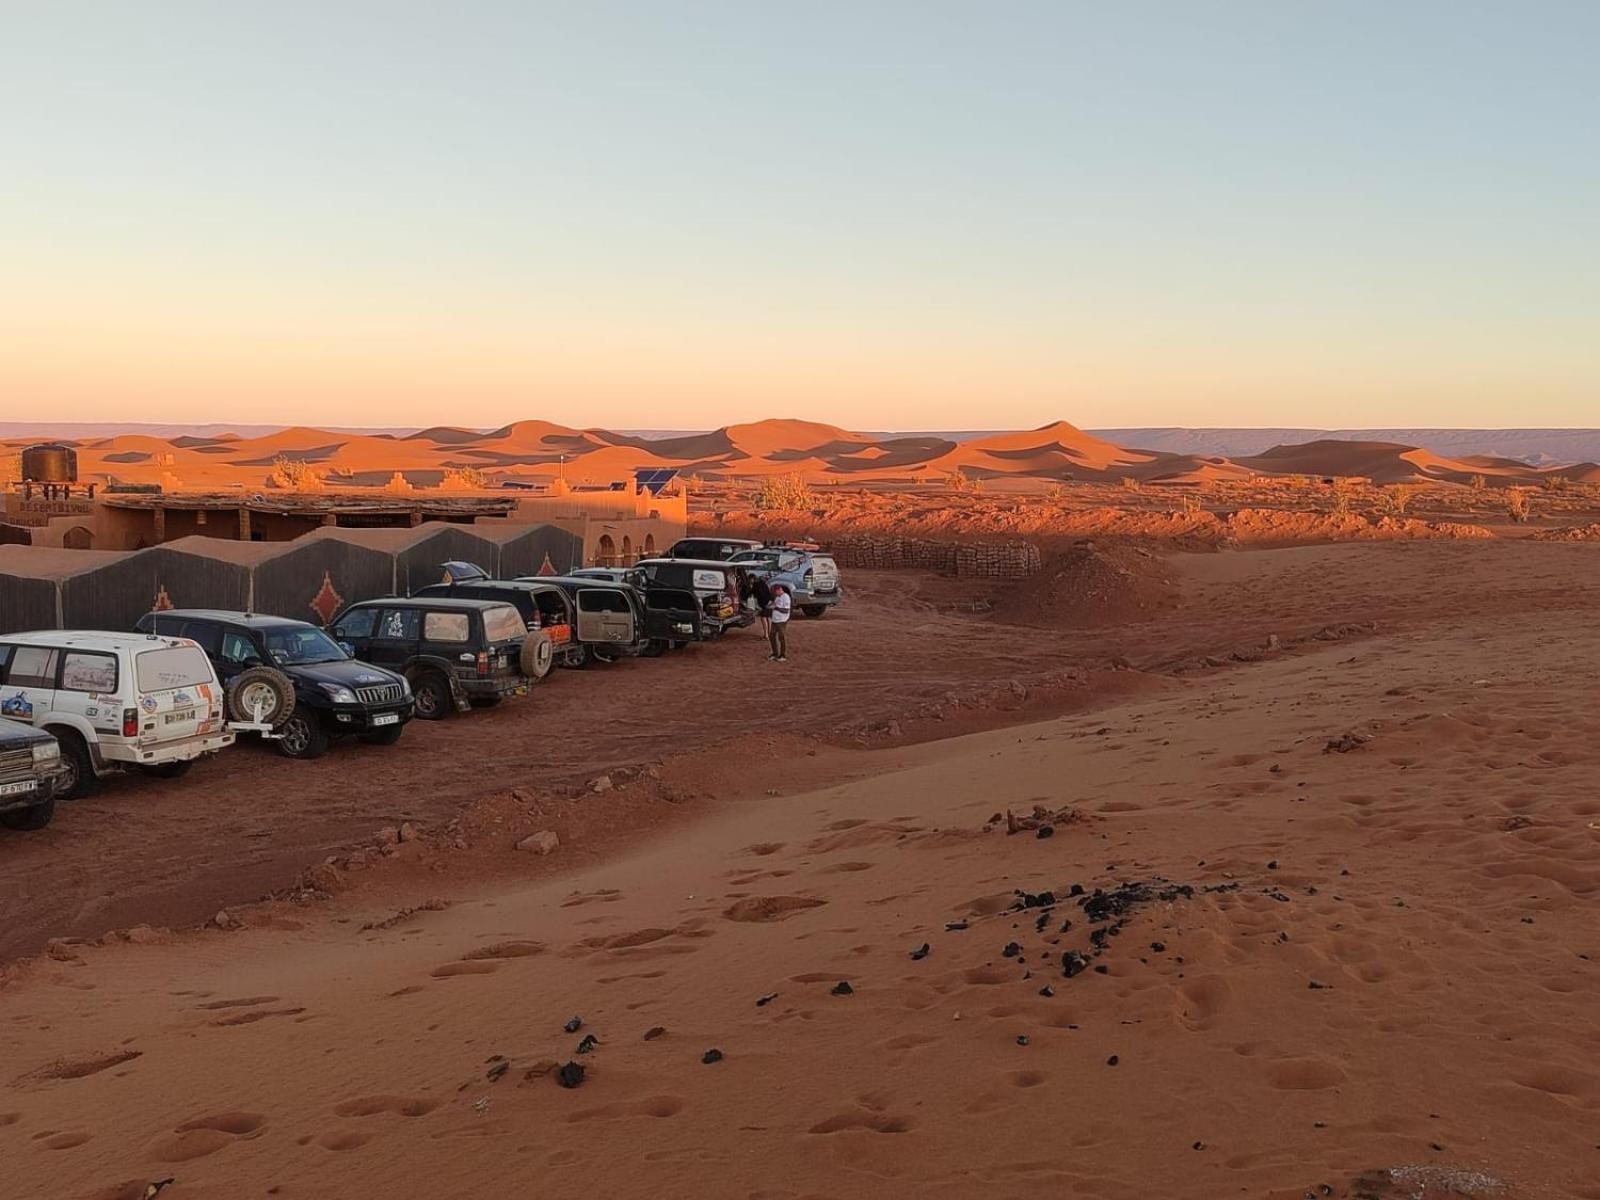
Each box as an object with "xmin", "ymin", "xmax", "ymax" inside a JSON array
[{"xmin": 2, "ymin": 420, "xmax": 1596, "ymax": 488}]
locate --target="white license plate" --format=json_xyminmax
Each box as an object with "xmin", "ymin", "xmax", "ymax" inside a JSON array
[
  {"xmin": 372, "ymin": 713, "xmax": 399, "ymax": 727},
  {"xmin": 0, "ymin": 779, "xmax": 37, "ymax": 796},
  {"xmin": 164, "ymin": 709, "xmax": 195, "ymax": 725}
]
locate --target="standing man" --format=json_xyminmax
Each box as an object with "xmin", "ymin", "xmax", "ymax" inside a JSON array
[
  {"xmin": 768, "ymin": 583, "xmax": 792, "ymax": 662},
  {"xmin": 750, "ymin": 572, "xmax": 774, "ymax": 640}
]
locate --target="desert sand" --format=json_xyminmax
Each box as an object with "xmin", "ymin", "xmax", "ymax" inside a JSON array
[
  {"xmin": 7, "ymin": 418, "xmax": 1599, "ymax": 491},
  {"xmin": 4, "ymin": 539, "xmax": 1600, "ymax": 1200}
]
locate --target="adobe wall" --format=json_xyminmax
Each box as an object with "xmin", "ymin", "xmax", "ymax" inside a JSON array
[{"xmin": 827, "ymin": 535, "xmax": 1041, "ymax": 579}]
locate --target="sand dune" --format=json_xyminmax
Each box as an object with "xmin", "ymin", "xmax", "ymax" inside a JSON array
[{"xmin": 4, "ymin": 418, "xmax": 1591, "ymax": 492}]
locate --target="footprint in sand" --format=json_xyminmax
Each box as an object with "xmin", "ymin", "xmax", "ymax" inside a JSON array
[
  {"xmin": 148, "ymin": 1112, "xmax": 265, "ymax": 1162},
  {"xmin": 212, "ymin": 1006, "xmax": 307, "ymax": 1027},
  {"xmin": 808, "ymin": 1112, "xmax": 913, "ymax": 1135},
  {"xmin": 196, "ymin": 996, "xmax": 279, "ymax": 1011},
  {"xmin": 0, "ymin": 1112, "xmax": 20, "ymax": 1127},
  {"xmin": 317, "ymin": 1129, "xmax": 373, "ymax": 1151},
  {"xmin": 431, "ymin": 960, "xmax": 501, "ymax": 978},
  {"xmin": 460, "ymin": 940, "xmax": 546, "ymax": 961},
  {"xmin": 743, "ymin": 843, "xmax": 786, "ymax": 857},
  {"xmin": 564, "ymin": 1096, "xmax": 684, "ymax": 1123},
  {"xmin": 562, "ymin": 889, "xmax": 624, "ymax": 908},
  {"xmin": 28, "ymin": 1050, "xmax": 142, "ymax": 1083},
  {"xmin": 334, "ymin": 1095, "xmax": 441, "ymax": 1118},
  {"xmin": 35, "ymin": 1129, "xmax": 92, "ymax": 1149},
  {"xmin": 724, "ymin": 896, "xmax": 827, "ymax": 923},
  {"xmin": 1265, "ymin": 1057, "xmax": 1347, "ymax": 1090}
]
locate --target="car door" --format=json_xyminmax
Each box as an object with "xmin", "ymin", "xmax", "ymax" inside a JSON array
[
  {"xmin": 644, "ymin": 587, "xmax": 705, "ymax": 642},
  {"xmin": 215, "ymin": 624, "xmax": 262, "ymax": 688},
  {"xmin": 0, "ymin": 645, "xmax": 59, "ymax": 730},
  {"xmin": 574, "ymin": 589, "xmax": 635, "ymax": 646},
  {"xmin": 53, "ymin": 647, "xmax": 121, "ymax": 736},
  {"xmin": 366, "ymin": 607, "xmax": 421, "ymax": 673},
  {"xmin": 331, "ymin": 606, "xmax": 381, "ymax": 663}
]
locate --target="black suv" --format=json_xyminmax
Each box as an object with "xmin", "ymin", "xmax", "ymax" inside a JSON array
[
  {"xmin": 665, "ymin": 537, "xmax": 763, "ymax": 561},
  {"xmin": 329, "ymin": 597, "xmax": 532, "ymax": 719},
  {"xmin": 413, "ymin": 573, "xmax": 582, "ymax": 670},
  {"xmin": 137, "ymin": 610, "xmax": 415, "ymax": 759},
  {"xmin": 0, "ymin": 718, "xmax": 63, "ymax": 832}
]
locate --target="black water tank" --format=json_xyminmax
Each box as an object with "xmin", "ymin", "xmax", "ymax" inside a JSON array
[{"xmin": 20, "ymin": 443, "xmax": 77, "ymax": 483}]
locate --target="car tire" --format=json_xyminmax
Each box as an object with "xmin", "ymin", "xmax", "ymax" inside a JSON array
[
  {"xmin": 226, "ymin": 666, "xmax": 296, "ymax": 727},
  {"xmin": 275, "ymin": 712, "xmax": 330, "ymax": 759},
  {"xmin": 640, "ymin": 639, "xmax": 667, "ymax": 658},
  {"xmin": 668, "ymin": 639, "xmax": 688, "ymax": 651},
  {"xmin": 0, "ymin": 797, "xmax": 54, "ymax": 831},
  {"xmin": 53, "ymin": 731, "xmax": 98, "ymax": 800},
  {"xmin": 411, "ymin": 672, "xmax": 453, "ymax": 720},
  {"xmin": 359, "ymin": 725, "xmax": 405, "ymax": 746},
  {"xmin": 138, "ymin": 760, "xmax": 193, "ymax": 779},
  {"xmin": 519, "ymin": 631, "xmax": 555, "ymax": 681},
  {"xmin": 801, "ymin": 605, "xmax": 828, "ymax": 619},
  {"xmin": 560, "ymin": 645, "xmax": 591, "ymax": 670}
]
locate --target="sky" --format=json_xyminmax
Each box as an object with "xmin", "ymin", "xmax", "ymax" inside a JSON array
[{"xmin": 2, "ymin": 1, "xmax": 1597, "ymax": 431}]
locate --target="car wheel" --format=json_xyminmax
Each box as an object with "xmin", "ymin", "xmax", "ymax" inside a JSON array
[
  {"xmin": 640, "ymin": 639, "xmax": 666, "ymax": 658},
  {"xmin": 801, "ymin": 605, "xmax": 827, "ymax": 619},
  {"xmin": 53, "ymin": 732, "xmax": 98, "ymax": 800},
  {"xmin": 0, "ymin": 797, "xmax": 54, "ymax": 831},
  {"xmin": 226, "ymin": 666, "xmax": 296, "ymax": 727},
  {"xmin": 560, "ymin": 645, "xmax": 591, "ymax": 670},
  {"xmin": 275, "ymin": 712, "xmax": 331, "ymax": 759},
  {"xmin": 411, "ymin": 672, "xmax": 452, "ymax": 720},
  {"xmin": 359, "ymin": 725, "xmax": 405, "ymax": 746},
  {"xmin": 668, "ymin": 639, "xmax": 687, "ymax": 651},
  {"xmin": 138, "ymin": 760, "xmax": 193, "ymax": 779}
]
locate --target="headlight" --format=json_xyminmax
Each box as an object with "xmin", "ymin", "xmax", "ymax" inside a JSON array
[
  {"xmin": 320, "ymin": 684, "xmax": 358, "ymax": 704},
  {"xmin": 31, "ymin": 742, "xmax": 60, "ymax": 765},
  {"xmin": 399, "ymin": 676, "xmax": 412, "ymax": 697}
]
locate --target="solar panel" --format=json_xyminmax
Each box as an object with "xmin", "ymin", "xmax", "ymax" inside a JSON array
[{"xmin": 633, "ymin": 468, "xmax": 680, "ymax": 495}]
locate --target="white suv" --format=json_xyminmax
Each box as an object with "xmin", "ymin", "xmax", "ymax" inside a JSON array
[{"xmin": 0, "ymin": 631, "xmax": 236, "ymax": 798}]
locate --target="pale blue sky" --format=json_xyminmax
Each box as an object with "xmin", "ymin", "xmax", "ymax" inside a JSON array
[{"xmin": 2, "ymin": 1, "xmax": 1596, "ymax": 429}]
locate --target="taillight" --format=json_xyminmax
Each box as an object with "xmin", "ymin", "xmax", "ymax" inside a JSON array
[
  {"xmin": 476, "ymin": 650, "xmax": 490, "ymax": 676},
  {"xmin": 122, "ymin": 708, "xmax": 139, "ymax": 737},
  {"xmin": 804, "ymin": 569, "xmax": 813, "ymax": 585}
]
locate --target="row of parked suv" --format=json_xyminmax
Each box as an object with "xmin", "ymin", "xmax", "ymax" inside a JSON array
[{"xmin": 0, "ymin": 539, "xmax": 843, "ymax": 832}]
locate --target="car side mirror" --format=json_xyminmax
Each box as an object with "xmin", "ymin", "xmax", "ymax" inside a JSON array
[{"xmin": 338, "ymin": 641, "xmax": 355, "ymax": 656}]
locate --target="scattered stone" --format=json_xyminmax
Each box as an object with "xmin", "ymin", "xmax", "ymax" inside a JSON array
[
  {"xmin": 516, "ymin": 830, "xmax": 560, "ymax": 855},
  {"xmin": 1062, "ymin": 951, "xmax": 1090, "ymax": 978},
  {"xmin": 564, "ymin": 1016, "xmax": 583, "ymax": 1033},
  {"xmin": 1002, "ymin": 942, "xmax": 1022, "ymax": 959},
  {"xmin": 1107, "ymin": 1055, "xmax": 1119, "ymax": 1067},
  {"xmin": 701, "ymin": 1049, "xmax": 723, "ymax": 1065},
  {"xmin": 589, "ymin": 775, "xmax": 614, "ymax": 793},
  {"xmin": 556, "ymin": 1061, "xmax": 585, "ymax": 1088},
  {"xmin": 124, "ymin": 925, "xmax": 162, "ymax": 944},
  {"xmin": 398, "ymin": 821, "xmax": 420, "ymax": 843},
  {"xmin": 212, "ymin": 910, "xmax": 237, "ymax": 931},
  {"xmin": 643, "ymin": 1026, "xmax": 666, "ymax": 1041},
  {"xmin": 945, "ymin": 920, "xmax": 969, "ymax": 932},
  {"xmin": 1323, "ymin": 732, "xmax": 1370, "ymax": 754},
  {"xmin": 1308, "ymin": 980, "xmax": 1329, "ymax": 990},
  {"xmin": 756, "ymin": 992, "xmax": 779, "ymax": 1007},
  {"xmin": 1093, "ymin": 964, "xmax": 1109, "ymax": 975},
  {"xmin": 1016, "ymin": 1035, "xmax": 1030, "ymax": 1046},
  {"xmin": 909, "ymin": 943, "xmax": 930, "ymax": 961},
  {"xmin": 376, "ymin": 826, "xmax": 401, "ymax": 846},
  {"xmin": 576, "ymin": 1034, "xmax": 598, "ymax": 1055},
  {"xmin": 1036, "ymin": 826, "xmax": 1054, "ymax": 839},
  {"xmin": 1267, "ymin": 860, "xmax": 1279, "ymax": 870},
  {"xmin": 830, "ymin": 981, "xmax": 854, "ymax": 996},
  {"xmin": 1150, "ymin": 941, "xmax": 1166, "ymax": 953},
  {"xmin": 302, "ymin": 864, "xmax": 346, "ymax": 894},
  {"xmin": 486, "ymin": 1061, "xmax": 509, "ymax": 1082},
  {"xmin": 44, "ymin": 939, "xmax": 81, "ymax": 963},
  {"xmin": 1038, "ymin": 985, "xmax": 1055, "ymax": 997}
]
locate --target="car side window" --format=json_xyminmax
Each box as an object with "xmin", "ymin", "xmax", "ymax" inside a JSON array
[
  {"xmin": 0, "ymin": 645, "xmax": 11, "ymax": 681},
  {"xmin": 60, "ymin": 651, "xmax": 118, "ymax": 694},
  {"xmin": 333, "ymin": 607, "xmax": 378, "ymax": 640},
  {"xmin": 376, "ymin": 609, "xmax": 420, "ymax": 641},
  {"xmin": 578, "ymin": 590, "xmax": 630, "ymax": 614},
  {"xmin": 180, "ymin": 620, "xmax": 222, "ymax": 656},
  {"xmin": 220, "ymin": 630, "xmax": 258, "ymax": 665},
  {"xmin": 8, "ymin": 647, "xmax": 59, "ymax": 688},
  {"xmin": 423, "ymin": 611, "xmax": 471, "ymax": 643}
]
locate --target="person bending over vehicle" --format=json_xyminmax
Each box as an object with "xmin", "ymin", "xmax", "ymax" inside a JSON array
[
  {"xmin": 750, "ymin": 573, "xmax": 774, "ymax": 639},
  {"xmin": 768, "ymin": 583, "xmax": 792, "ymax": 661}
]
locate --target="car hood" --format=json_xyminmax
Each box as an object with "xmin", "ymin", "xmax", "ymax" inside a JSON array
[
  {"xmin": 0, "ymin": 716, "xmax": 51, "ymax": 748},
  {"xmin": 283, "ymin": 659, "xmax": 405, "ymax": 689}
]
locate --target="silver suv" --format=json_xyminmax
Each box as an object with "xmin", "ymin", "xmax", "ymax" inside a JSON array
[{"xmin": 729, "ymin": 545, "xmax": 843, "ymax": 618}]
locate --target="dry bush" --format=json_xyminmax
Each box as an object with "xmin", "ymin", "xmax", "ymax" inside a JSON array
[
  {"xmin": 268, "ymin": 455, "xmax": 325, "ymax": 491},
  {"xmin": 1329, "ymin": 477, "xmax": 1354, "ymax": 516},
  {"xmin": 1541, "ymin": 473, "xmax": 1570, "ymax": 493},
  {"xmin": 1506, "ymin": 488, "xmax": 1531, "ymax": 523},
  {"xmin": 755, "ymin": 472, "xmax": 815, "ymax": 511},
  {"xmin": 1046, "ymin": 483, "xmax": 1066, "ymax": 501},
  {"xmin": 440, "ymin": 465, "xmax": 490, "ymax": 490},
  {"xmin": 1119, "ymin": 475, "xmax": 1140, "ymax": 493},
  {"xmin": 1376, "ymin": 485, "xmax": 1414, "ymax": 516},
  {"xmin": 1469, "ymin": 473, "xmax": 1487, "ymax": 492}
]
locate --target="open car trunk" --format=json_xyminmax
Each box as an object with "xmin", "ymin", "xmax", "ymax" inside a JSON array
[{"xmin": 644, "ymin": 587, "xmax": 705, "ymax": 642}]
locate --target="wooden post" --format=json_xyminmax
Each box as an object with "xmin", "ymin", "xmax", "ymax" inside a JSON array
[
  {"xmin": 152, "ymin": 506, "xmax": 166, "ymax": 543},
  {"xmin": 238, "ymin": 507, "xmax": 252, "ymax": 540}
]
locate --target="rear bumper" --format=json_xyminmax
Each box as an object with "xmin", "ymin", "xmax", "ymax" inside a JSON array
[
  {"xmin": 459, "ymin": 675, "xmax": 529, "ymax": 699},
  {"xmin": 127, "ymin": 729, "xmax": 236, "ymax": 766},
  {"xmin": 795, "ymin": 589, "xmax": 842, "ymax": 608}
]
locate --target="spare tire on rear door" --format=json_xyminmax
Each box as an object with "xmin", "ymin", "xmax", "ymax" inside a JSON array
[
  {"xmin": 519, "ymin": 630, "xmax": 555, "ymax": 681},
  {"xmin": 226, "ymin": 666, "xmax": 296, "ymax": 728}
]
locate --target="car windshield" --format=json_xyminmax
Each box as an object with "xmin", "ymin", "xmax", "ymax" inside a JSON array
[{"xmin": 263, "ymin": 626, "xmax": 348, "ymax": 665}]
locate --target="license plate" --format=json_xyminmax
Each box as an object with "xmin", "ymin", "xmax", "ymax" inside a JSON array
[
  {"xmin": 164, "ymin": 709, "xmax": 195, "ymax": 725},
  {"xmin": 372, "ymin": 713, "xmax": 399, "ymax": 727},
  {"xmin": 0, "ymin": 779, "xmax": 37, "ymax": 797}
]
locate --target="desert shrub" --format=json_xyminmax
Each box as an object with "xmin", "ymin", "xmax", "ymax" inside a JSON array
[
  {"xmin": 441, "ymin": 465, "xmax": 490, "ymax": 490},
  {"xmin": 1046, "ymin": 483, "xmax": 1066, "ymax": 501},
  {"xmin": 268, "ymin": 455, "xmax": 324, "ymax": 491},
  {"xmin": 755, "ymin": 472, "xmax": 815, "ymax": 511},
  {"xmin": 1179, "ymin": 493, "xmax": 1201, "ymax": 516},
  {"xmin": 1469, "ymin": 473, "xmax": 1486, "ymax": 492},
  {"xmin": 1120, "ymin": 476, "xmax": 1140, "ymax": 493},
  {"xmin": 1506, "ymin": 488, "xmax": 1531, "ymax": 523},
  {"xmin": 1329, "ymin": 477, "xmax": 1354, "ymax": 516},
  {"xmin": 1376, "ymin": 485, "xmax": 1413, "ymax": 516},
  {"xmin": 1541, "ymin": 473, "xmax": 1570, "ymax": 493}
]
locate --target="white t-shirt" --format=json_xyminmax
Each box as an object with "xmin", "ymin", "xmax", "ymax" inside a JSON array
[{"xmin": 771, "ymin": 592, "xmax": 792, "ymax": 623}]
